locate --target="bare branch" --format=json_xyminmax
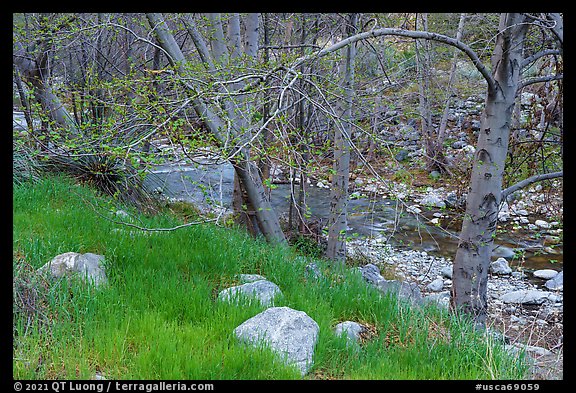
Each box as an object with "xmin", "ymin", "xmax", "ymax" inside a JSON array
[
  {"xmin": 518, "ymin": 73, "xmax": 563, "ymax": 89},
  {"xmin": 522, "ymin": 49, "xmax": 561, "ymax": 69},
  {"xmin": 502, "ymin": 171, "xmax": 563, "ymax": 201},
  {"xmin": 292, "ymin": 27, "xmax": 496, "ymax": 92},
  {"xmin": 259, "ymin": 44, "xmax": 321, "ymax": 51}
]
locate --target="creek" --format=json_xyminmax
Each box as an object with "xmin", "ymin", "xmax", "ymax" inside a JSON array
[{"xmin": 143, "ymin": 161, "xmax": 563, "ymax": 273}]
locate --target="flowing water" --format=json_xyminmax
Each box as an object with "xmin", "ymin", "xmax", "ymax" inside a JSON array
[{"xmin": 144, "ymin": 161, "xmax": 562, "ymax": 272}]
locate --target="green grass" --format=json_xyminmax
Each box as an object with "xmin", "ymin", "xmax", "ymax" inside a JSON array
[{"xmin": 13, "ymin": 175, "xmax": 529, "ymax": 380}]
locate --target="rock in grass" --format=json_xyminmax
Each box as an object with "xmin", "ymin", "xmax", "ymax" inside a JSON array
[
  {"xmin": 358, "ymin": 263, "xmax": 422, "ymax": 304},
  {"xmin": 358, "ymin": 263, "xmax": 384, "ymax": 285},
  {"xmin": 334, "ymin": 321, "xmax": 364, "ymax": 343},
  {"xmin": 423, "ymin": 291, "xmax": 451, "ymax": 309},
  {"xmin": 218, "ymin": 280, "xmax": 282, "ymax": 306},
  {"xmin": 377, "ymin": 279, "xmax": 423, "ymax": 305},
  {"xmin": 38, "ymin": 252, "xmax": 107, "ymax": 287},
  {"xmin": 234, "ymin": 306, "xmax": 319, "ymax": 376},
  {"xmin": 237, "ymin": 273, "xmax": 267, "ymax": 283}
]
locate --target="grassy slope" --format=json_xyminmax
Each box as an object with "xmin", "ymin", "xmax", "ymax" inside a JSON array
[{"xmin": 13, "ymin": 176, "xmax": 528, "ymax": 380}]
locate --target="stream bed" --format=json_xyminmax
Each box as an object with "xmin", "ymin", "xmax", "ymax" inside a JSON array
[{"xmin": 143, "ymin": 161, "xmax": 563, "ymax": 273}]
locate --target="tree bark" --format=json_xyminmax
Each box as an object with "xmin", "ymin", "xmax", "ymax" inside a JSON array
[{"xmin": 451, "ymin": 13, "xmax": 529, "ymax": 329}]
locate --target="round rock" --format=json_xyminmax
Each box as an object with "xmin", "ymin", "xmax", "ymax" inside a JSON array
[
  {"xmin": 218, "ymin": 280, "xmax": 282, "ymax": 306},
  {"xmin": 545, "ymin": 271, "xmax": 563, "ymax": 291},
  {"xmin": 490, "ymin": 258, "xmax": 512, "ymax": 275},
  {"xmin": 233, "ymin": 306, "xmax": 319, "ymax": 376},
  {"xmin": 532, "ymin": 269, "xmax": 558, "ymax": 280},
  {"xmin": 38, "ymin": 252, "xmax": 107, "ymax": 287},
  {"xmin": 334, "ymin": 321, "xmax": 364, "ymax": 342},
  {"xmin": 426, "ymin": 277, "xmax": 445, "ymax": 292}
]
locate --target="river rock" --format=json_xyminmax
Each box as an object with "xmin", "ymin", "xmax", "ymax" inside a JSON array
[
  {"xmin": 406, "ymin": 205, "xmax": 422, "ymax": 214},
  {"xmin": 444, "ymin": 192, "xmax": 465, "ymax": 208},
  {"xmin": 376, "ymin": 279, "xmax": 423, "ymax": 304},
  {"xmin": 419, "ymin": 193, "xmax": 446, "ymax": 209},
  {"xmin": 358, "ymin": 263, "xmax": 385, "ymax": 285},
  {"xmin": 233, "ymin": 306, "xmax": 319, "ymax": 376},
  {"xmin": 440, "ymin": 265, "xmax": 453, "ymax": 279},
  {"xmin": 545, "ymin": 271, "xmax": 563, "ymax": 291},
  {"xmin": 358, "ymin": 263, "xmax": 422, "ymax": 304},
  {"xmin": 490, "ymin": 257, "xmax": 512, "ymax": 275},
  {"xmin": 423, "ymin": 291, "xmax": 451, "ymax": 308},
  {"xmin": 426, "ymin": 277, "xmax": 445, "ymax": 292},
  {"xmin": 532, "ymin": 269, "xmax": 558, "ymax": 280},
  {"xmin": 506, "ymin": 343, "xmax": 553, "ymax": 358},
  {"xmin": 511, "ymin": 271, "xmax": 527, "ymax": 279},
  {"xmin": 218, "ymin": 280, "xmax": 282, "ymax": 306},
  {"xmin": 38, "ymin": 252, "xmax": 107, "ymax": 287},
  {"xmin": 500, "ymin": 290, "xmax": 555, "ymax": 305},
  {"xmin": 534, "ymin": 219, "xmax": 551, "ymax": 229},
  {"xmin": 451, "ymin": 140, "xmax": 467, "ymax": 149}
]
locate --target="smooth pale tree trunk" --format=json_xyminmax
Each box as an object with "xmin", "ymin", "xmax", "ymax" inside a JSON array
[
  {"xmin": 207, "ymin": 13, "xmax": 228, "ymax": 62},
  {"xmin": 146, "ymin": 13, "xmax": 286, "ymax": 244},
  {"xmin": 286, "ymin": 13, "xmax": 311, "ymax": 236},
  {"xmin": 226, "ymin": 13, "xmax": 263, "ymax": 237},
  {"xmin": 185, "ymin": 13, "xmax": 259, "ymax": 235},
  {"xmin": 414, "ymin": 13, "xmax": 434, "ymax": 168},
  {"xmin": 326, "ymin": 13, "xmax": 358, "ymax": 263},
  {"xmin": 13, "ymin": 41, "xmax": 78, "ymax": 136},
  {"xmin": 451, "ymin": 13, "xmax": 529, "ymax": 328},
  {"xmin": 437, "ymin": 13, "xmax": 466, "ymax": 147},
  {"xmin": 13, "ymin": 65, "xmax": 33, "ymax": 132},
  {"xmin": 258, "ymin": 13, "xmax": 272, "ymax": 189},
  {"xmin": 244, "ymin": 13, "xmax": 259, "ymax": 58}
]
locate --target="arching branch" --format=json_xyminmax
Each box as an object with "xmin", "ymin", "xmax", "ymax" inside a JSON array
[
  {"xmin": 518, "ymin": 73, "xmax": 563, "ymax": 89},
  {"xmin": 522, "ymin": 49, "xmax": 561, "ymax": 69},
  {"xmin": 502, "ymin": 171, "xmax": 563, "ymax": 201},
  {"xmin": 291, "ymin": 27, "xmax": 496, "ymax": 92}
]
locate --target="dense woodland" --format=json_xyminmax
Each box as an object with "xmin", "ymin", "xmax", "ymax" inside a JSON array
[{"xmin": 13, "ymin": 13, "xmax": 563, "ymax": 331}]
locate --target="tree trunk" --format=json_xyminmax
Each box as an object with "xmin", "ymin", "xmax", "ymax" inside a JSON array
[
  {"xmin": 451, "ymin": 13, "xmax": 529, "ymax": 329},
  {"xmin": 258, "ymin": 13, "xmax": 272, "ymax": 191},
  {"xmin": 146, "ymin": 13, "xmax": 286, "ymax": 244},
  {"xmin": 13, "ymin": 41, "xmax": 78, "ymax": 135},
  {"xmin": 326, "ymin": 13, "xmax": 357, "ymax": 263},
  {"xmin": 437, "ymin": 13, "xmax": 466, "ymax": 147},
  {"xmin": 207, "ymin": 13, "xmax": 228, "ymax": 62},
  {"xmin": 13, "ymin": 64, "xmax": 33, "ymax": 132}
]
